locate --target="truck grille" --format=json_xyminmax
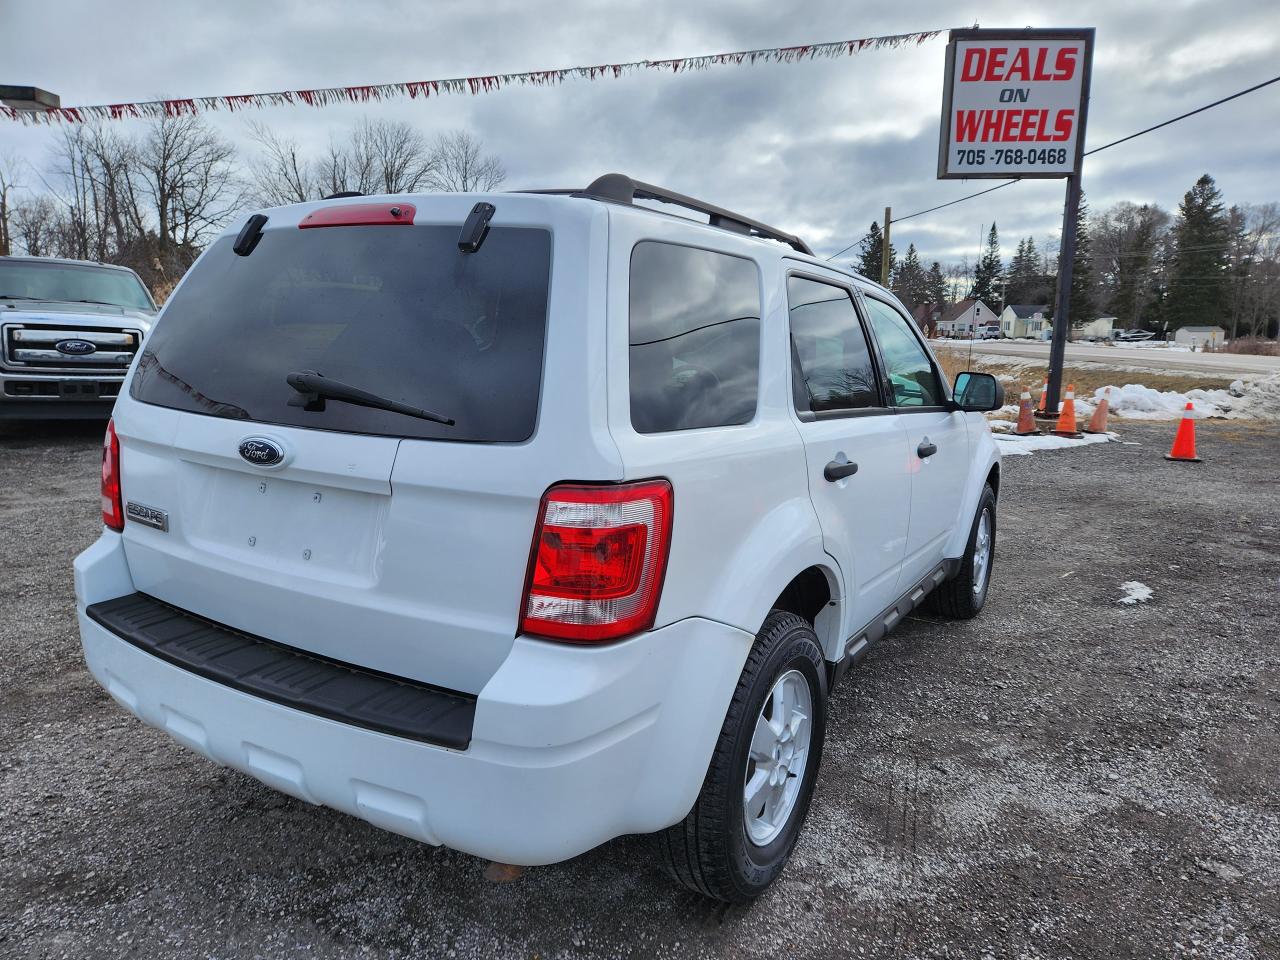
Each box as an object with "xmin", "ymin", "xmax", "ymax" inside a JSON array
[{"xmin": 2, "ymin": 323, "xmax": 142, "ymax": 373}]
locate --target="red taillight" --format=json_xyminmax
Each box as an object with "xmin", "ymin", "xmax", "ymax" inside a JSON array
[
  {"xmin": 520, "ymin": 480, "xmax": 673, "ymax": 643},
  {"xmin": 102, "ymin": 419, "xmax": 124, "ymax": 531}
]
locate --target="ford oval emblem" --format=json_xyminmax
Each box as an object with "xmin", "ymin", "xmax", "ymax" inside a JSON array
[
  {"xmin": 56, "ymin": 338, "xmax": 97, "ymax": 356},
  {"xmin": 238, "ymin": 437, "xmax": 284, "ymax": 466}
]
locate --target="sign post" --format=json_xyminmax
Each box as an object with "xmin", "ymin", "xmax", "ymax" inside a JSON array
[
  {"xmin": 881, "ymin": 206, "xmax": 892, "ymax": 286},
  {"xmin": 937, "ymin": 27, "xmax": 1095, "ymax": 413}
]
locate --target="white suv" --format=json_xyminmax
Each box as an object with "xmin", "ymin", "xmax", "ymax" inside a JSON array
[{"xmin": 75, "ymin": 175, "xmax": 1003, "ymax": 903}]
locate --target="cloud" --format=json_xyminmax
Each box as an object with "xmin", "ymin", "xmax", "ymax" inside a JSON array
[{"xmin": 1, "ymin": 0, "xmax": 1277, "ymax": 267}]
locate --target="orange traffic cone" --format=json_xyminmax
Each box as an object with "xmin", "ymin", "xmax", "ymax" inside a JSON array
[
  {"xmin": 1014, "ymin": 385, "xmax": 1041, "ymax": 435},
  {"xmin": 1053, "ymin": 383, "xmax": 1082, "ymax": 437},
  {"xmin": 1035, "ymin": 378, "xmax": 1049, "ymax": 414},
  {"xmin": 1165, "ymin": 402, "xmax": 1202, "ymax": 462},
  {"xmin": 1084, "ymin": 387, "xmax": 1111, "ymax": 434}
]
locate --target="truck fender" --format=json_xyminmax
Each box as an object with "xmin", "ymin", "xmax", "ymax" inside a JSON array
[{"xmin": 944, "ymin": 423, "xmax": 1001, "ymax": 558}]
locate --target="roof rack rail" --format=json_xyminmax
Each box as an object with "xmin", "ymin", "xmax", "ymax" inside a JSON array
[{"xmin": 523, "ymin": 173, "xmax": 813, "ymax": 256}]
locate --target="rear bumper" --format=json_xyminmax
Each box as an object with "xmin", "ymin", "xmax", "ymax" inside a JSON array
[{"xmin": 74, "ymin": 532, "xmax": 752, "ymax": 865}]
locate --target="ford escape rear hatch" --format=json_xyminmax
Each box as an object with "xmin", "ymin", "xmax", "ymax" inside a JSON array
[{"xmin": 121, "ymin": 210, "xmax": 554, "ymax": 694}]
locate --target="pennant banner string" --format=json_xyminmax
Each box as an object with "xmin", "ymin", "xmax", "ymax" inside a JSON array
[{"xmin": 1, "ymin": 28, "xmax": 949, "ymax": 125}]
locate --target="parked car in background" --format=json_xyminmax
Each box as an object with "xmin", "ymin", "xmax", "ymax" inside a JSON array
[
  {"xmin": 74, "ymin": 175, "xmax": 1004, "ymax": 903},
  {"xmin": 977, "ymin": 321, "xmax": 1002, "ymax": 339},
  {"xmin": 1114, "ymin": 328, "xmax": 1155, "ymax": 342},
  {"xmin": 0, "ymin": 256, "xmax": 156, "ymax": 420}
]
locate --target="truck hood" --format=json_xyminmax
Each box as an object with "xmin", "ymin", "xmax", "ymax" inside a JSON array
[{"xmin": 0, "ymin": 300, "xmax": 156, "ymax": 334}]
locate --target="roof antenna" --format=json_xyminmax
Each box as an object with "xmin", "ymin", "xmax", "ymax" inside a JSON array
[{"xmin": 458, "ymin": 202, "xmax": 496, "ymax": 253}]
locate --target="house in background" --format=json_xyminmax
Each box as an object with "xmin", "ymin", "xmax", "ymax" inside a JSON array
[
  {"xmin": 1001, "ymin": 304, "xmax": 1051, "ymax": 338},
  {"xmin": 936, "ymin": 299, "xmax": 995, "ymax": 338},
  {"xmin": 912, "ymin": 302, "xmax": 945, "ymax": 338},
  {"xmin": 1174, "ymin": 325, "xmax": 1226, "ymax": 348},
  {"xmin": 1075, "ymin": 316, "xmax": 1116, "ymax": 340}
]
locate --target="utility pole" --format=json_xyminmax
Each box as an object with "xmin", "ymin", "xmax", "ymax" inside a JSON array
[
  {"xmin": 1046, "ymin": 173, "xmax": 1082, "ymax": 413},
  {"xmin": 880, "ymin": 206, "xmax": 891, "ymax": 287}
]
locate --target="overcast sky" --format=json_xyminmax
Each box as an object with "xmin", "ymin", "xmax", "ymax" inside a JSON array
[{"xmin": 2, "ymin": 0, "xmax": 1277, "ymax": 268}]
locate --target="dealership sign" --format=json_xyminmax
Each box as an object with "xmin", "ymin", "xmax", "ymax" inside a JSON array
[{"xmin": 938, "ymin": 28, "xmax": 1094, "ymax": 179}]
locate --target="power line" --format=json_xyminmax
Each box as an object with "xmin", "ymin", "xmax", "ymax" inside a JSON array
[
  {"xmin": 1082, "ymin": 74, "xmax": 1280, "ymax": 157},
  {"xmin": 825, "ymin": 180, "xmax": 1018, "ymax": 260},
  {"xmin": 827, "ymin": 71, "xmax": 1280, "ymax": 261}
]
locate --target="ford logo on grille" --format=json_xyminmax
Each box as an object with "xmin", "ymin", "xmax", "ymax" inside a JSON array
[
  {"xmin": 238, "ymin": 437, "xmax": 284, "ymax": 466},
  {"xmin": 55, "ymin": 338, "xmax": 97, "ymax": 356}
]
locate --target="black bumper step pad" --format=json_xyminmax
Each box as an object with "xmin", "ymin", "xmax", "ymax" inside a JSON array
[{"xmin": 88, "ymin": 592, "xmax": 476, "ymax": 749}]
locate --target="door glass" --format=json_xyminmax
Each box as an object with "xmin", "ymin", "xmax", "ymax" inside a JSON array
[
  {"xmin": 863, "ymin": 297, "xmax": 945, "ymax": 407},
  {"xmin": 787, "ymin": 276, "xmax": 882, "ymax": 413}
]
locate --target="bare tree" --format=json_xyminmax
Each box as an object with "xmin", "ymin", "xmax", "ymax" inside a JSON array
[
  {"xmin": 1227, "ymin": 203, "xmax": 1280, "ymax": 338},
  {"xmin": 11, "ymin": 195, "xmax": 59, "ymax": 257},
  {"xmin": 0, "ymin": 153, "xmax": 20, "ymax": 256},
  {"xmin": 48, "ymin": 125, "xmax": 144, "ymax": 263},
  {"xmin": 363, "ymin": 119, "xmax": 439, "ymax": 193},
  {"xmin": 317, "ymin": 126, "xmax": 377, "ymax": 197},
  {"xmin": 250, "ymin": 118, "xmax": 443, "ymax": 201},
  {"xmin": 136, "ymin": 114, "xmax": 243, "ymax": 253},
  {"xmin": 247, "ymin": 120, "xmax": 314, "ymax": 206},
  {"xmin": 428, "ymin": 130, "xmax": 506, "ymax": 192}
]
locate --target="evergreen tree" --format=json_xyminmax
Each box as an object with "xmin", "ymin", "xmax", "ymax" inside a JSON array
[
  {"xmin": 856, "ymin": 221, "xmax": 896, "ymax": 282},
  {"xmin": 925, "ymin": 261, "xmax": 947, "ymax": 306},
  {"xmin": 1005, "ymin": 236, "xmax": 1039, "ymax": 304},
  {"xmin": 971, "ymin": 223, "xmax": 1002, "ymax": 303},
  {"xmin": 893, "ymin": 243, "xmax": 929, "ymax": 309},
  {"xmin": 1166, "ymin": 174, "xmax": 1230, "ymax": 329},
  {"xmin": 1101, "ymin": 204, "xmax": 1167, "ymax": 328},
  {"xmin": 1066, "ymin": 192, "xmax": 1095, "ymax": 326}
]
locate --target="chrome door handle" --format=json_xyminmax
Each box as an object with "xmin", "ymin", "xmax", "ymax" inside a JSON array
[{"xmin": 824, "ymin": 460, "xmax": 859, "ymax": 482}]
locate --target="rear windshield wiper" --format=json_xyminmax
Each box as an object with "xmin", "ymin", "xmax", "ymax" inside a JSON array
[{"xmin": 286, "ymin": 371, "xmax": 455, "ymax": 426}]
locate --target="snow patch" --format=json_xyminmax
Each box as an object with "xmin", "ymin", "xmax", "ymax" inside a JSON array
[
  {"xmin": 1117, "ymin": 581, "xmax": 1154, "ymax": 605},
  {"xmin": 991, "ymin": 431, "xmax": 1114, "ymax": 456}
]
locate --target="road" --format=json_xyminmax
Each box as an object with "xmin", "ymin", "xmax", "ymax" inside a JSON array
[
  {"xmin": 2, "ymin": 420, "xmax": 1278, "ymax": 959},
  {"xmin": 932, "ymin": 338, "xmax": 1280, "ymax": 376}
]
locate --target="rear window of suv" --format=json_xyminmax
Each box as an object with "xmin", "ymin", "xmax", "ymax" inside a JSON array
[{"xmin": 131, "ymin": 224, "xmax": 552, "ymax": 442}]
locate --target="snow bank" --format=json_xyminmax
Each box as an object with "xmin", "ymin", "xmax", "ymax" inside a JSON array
[
  {"xmin": 1109, "ymin": 340, "xmax": 1193, "ymax": 353},
  {"xmin": 1089, "ymin": 373, "xmax": 1280, "ymax": 421},
  {"xmin": 991, "ymin": 431, "xmax": 1114, "ymax": 456}
]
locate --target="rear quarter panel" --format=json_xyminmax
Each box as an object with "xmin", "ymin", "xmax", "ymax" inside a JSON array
[{"xmin": 602, "ymin": 210, "xmax": 835, "ymax": 647}]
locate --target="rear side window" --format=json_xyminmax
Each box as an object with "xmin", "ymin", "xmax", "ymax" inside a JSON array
[
  {"xmin": 628, "ymin": 242, "xmax": 761, "ymax": 434},
  {"xmin": 131, "ymin": 226, "xmax": 551, "ymax": 442},
  {"xmin": 862, "ymin": 297, "xmax": 945, "ymax": 407},
  {"xmin": 787, "ymin": 276, "xmax": 882, "ymax": 413}
]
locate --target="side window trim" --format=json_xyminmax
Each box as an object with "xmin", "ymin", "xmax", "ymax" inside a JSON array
[
  {"xmin": 857, "ymin": 289, "xmax": 954, "ymax": 412},
  {"xmin": 785, "ymin": 269, "xmax": 893, "ymax": 422}
]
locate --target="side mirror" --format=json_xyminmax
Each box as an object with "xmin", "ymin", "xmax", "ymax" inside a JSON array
[{"xmin": 953, "ymin": 371, "xmax": 1004, "ymax": 412}]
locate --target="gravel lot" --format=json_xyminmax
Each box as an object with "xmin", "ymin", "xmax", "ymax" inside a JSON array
[{"xmin": 2, "ymin": 419, "xmax": 1277, "ymax": 959}]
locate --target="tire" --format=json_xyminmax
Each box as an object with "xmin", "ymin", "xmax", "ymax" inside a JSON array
[
  {"xmin": 929, "ymin": 484, "xmax": 996, "ymax": 619},
  {"xmin": 657, "ymin": 610, "xmax": 827, "ymax": 903}
]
